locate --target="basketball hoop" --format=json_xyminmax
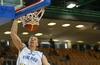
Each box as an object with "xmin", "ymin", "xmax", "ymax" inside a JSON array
[{"xmin": 20, "ymin": 8, "xmax": 45, "ymax": 31}]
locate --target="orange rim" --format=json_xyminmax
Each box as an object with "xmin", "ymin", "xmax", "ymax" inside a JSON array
[
  {"xmin": 31, "ymin": 8, "xmax": 44, "ymax": 14},
  {"xmin": 20, "ymin": 8, "xmax": 44, "ymax": 20}
]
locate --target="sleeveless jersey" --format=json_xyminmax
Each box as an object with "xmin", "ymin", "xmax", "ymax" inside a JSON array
[{"xmin": 17, "ymin": 46, "xmax": 43, "ymax": 65}]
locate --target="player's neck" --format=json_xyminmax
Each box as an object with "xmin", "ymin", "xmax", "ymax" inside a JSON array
[{"xmin": 28, "ymin": 46, "xmax": 36, "ymax": 51}]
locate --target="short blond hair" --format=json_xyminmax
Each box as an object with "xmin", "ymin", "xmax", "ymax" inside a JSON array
[{"xmin": 29, "ymin": 35, "xmax": 38, "ymax": 41}]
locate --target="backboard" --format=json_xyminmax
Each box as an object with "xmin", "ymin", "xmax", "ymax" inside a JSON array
[{"xmin": 0, "ymin": 0, "xmax": 51, "ymax": 25}]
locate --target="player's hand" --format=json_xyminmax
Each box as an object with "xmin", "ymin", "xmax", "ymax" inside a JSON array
[{"xmin": 14, "ymin": 18, "xmax": 20, "ymax": 22}]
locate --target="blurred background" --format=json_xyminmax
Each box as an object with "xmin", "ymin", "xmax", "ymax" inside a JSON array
[{"xmin": 0, "ymin": 0, "xmax": 100, "ymax": 65}]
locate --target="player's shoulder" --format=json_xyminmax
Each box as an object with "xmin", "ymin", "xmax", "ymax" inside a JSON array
[
  {"xmin": 21, "ymin": 46, "xmax": 28, "ymax": 51},
  {"xmin": 35, "ymin": 51, "xmax": 43, "ymax": 54}
]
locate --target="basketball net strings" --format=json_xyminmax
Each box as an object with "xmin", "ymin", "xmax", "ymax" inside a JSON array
[
  {"xmin": 30, "ymin": 9, "xmax": 45, "ymax": 31},
  {"xmin": 20, "ymin": 8, "xmax": 45, "ymax": 27}
]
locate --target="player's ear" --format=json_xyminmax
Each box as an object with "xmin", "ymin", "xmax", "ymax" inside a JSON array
[{"xmin": 37, "ymin": 43, "xmax": 39, "ymax": 46}]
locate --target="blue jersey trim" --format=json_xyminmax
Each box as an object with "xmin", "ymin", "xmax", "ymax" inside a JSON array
[
  {"xmin": 18, "ymin": 57, "xmax": 20, "ymax": 65},
  {"xmin": 42, "ymin": 52, "xmax": 44, "ymax": 59},
  {"xmin": 39, "ymin": 51, "xmax": 43, "ymax": 59},
  {"xmin": 40, "ymin": 52, "xmax": 43, "ymax": 65},
  {"xmin": 22, "ymin": 46, "xmax": 27, "ymax": 51}
]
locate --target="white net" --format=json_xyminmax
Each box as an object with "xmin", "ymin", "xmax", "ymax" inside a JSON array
[{"xmin": 20, "ymin": 8, "xmax": 45, "ymax": 27}]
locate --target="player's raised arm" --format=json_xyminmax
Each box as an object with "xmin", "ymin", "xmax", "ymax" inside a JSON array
[
  {"xmin": 10, "ymin": 19, "xmax": 26, "ymax": 51},
  {"xmin": 42, "ymin": 55, "xmax": 50, "ymax": 65}
]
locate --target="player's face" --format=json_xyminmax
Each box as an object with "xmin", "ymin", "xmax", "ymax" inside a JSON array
[{"xmin": 29, "ymin": 36, "xmax": 38, "ymax": 47}]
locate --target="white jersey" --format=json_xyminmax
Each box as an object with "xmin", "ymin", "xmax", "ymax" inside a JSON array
[{"xmin": 17, "ymin": 46, "xmax": 43, "ymax": 65}]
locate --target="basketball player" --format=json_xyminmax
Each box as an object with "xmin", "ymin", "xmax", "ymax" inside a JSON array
[{"xmin": 10, "ymin": 19, "xmax": 50, "ymax": 65}]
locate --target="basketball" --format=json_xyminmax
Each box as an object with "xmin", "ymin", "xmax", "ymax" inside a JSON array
[{"xmin": 24, "ymin": 24, "xmax": 38, "ymax": 31}]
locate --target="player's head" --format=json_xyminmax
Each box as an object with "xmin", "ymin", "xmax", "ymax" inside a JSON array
[{"xmin": 28, "ymin": 35, "xmax": 38, "ymax": 48}]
